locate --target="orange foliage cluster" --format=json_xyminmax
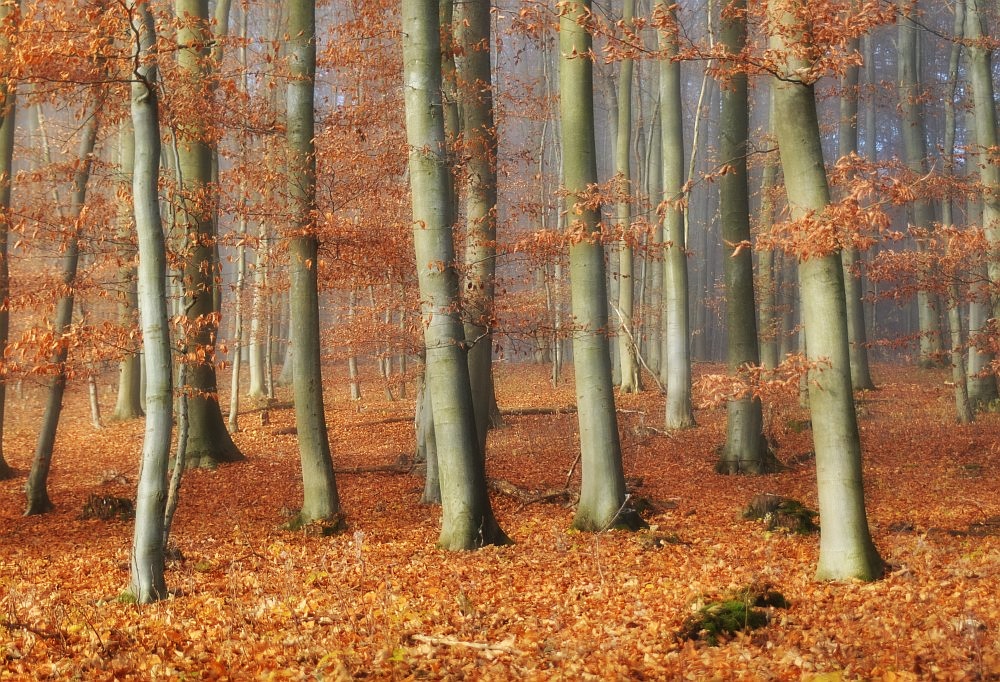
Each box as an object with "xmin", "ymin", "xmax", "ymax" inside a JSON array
[{"xmin": 1, "ymin": 363, "xmax": 999, "ymax": 679}]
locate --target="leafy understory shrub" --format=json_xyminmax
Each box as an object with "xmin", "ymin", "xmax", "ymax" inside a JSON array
[
  {"xmin": 678, "ymin": 583, "xmax": 788, "ymax": 646},
  {"xmin": 743, "ymin": 493, "xmax": 818, "ymax": 534}
]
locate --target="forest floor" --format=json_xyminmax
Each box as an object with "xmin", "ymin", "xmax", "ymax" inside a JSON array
[{"xmin": 1, "ymin": 361, "xmax": 999, "ymax": 680}]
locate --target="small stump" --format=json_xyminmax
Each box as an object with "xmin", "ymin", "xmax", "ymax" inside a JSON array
[
  {"xmin": 743, "ymin": 494, "xmax": 818, "ymax": 534},
  {"xmin": 80, "ymin": 494, "xmax": 135, "ymax": 521}
]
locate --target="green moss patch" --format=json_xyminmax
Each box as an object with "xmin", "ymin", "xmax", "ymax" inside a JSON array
[
  {"xmin": 743, "ymin": 493, "xmax": 818, "ymax": 534},
  {"xmin": 678, "ymin": 583, "xmax": 788, "ymax": 646}
]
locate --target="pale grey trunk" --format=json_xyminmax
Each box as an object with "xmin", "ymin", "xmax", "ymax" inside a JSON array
[
  {"xmin": 402, "ymin": 0, "xmax": 508, "ymax": 548},
  {"xmin": 416, "ymin": 371, "xmax": 440, "ymax": 504},
  {"xmin": 718, "ymin": 0, "xmax": 767, "ymax": 473},
  {"xmin": 457, "ymin": 0, "xmax": 502, "ymax": 449},
  {"xmin": 129, "ymin": 2, "xmax": 172, "ymax": 602},
  {"xmin": 757, "ymin": 90, "xmax": 780, "ymax": 371},
  {"xmin": 348, "ymin": 287, "xmax": 361, "ymax": 400},
  {"xmin": 0, "ymin": 1, "xmax": 13, "ymax": 479},
  {"xmin": 646, "ymin": 97, "xmax": 663, "ymax": 376},
  {"xmin": 942, "ymin": 0, "xmax": 973, "ymax": 424},
  {"xmin": 175, "ymin": 0, "xmax": 243, "ymax": 467},
  {"xmin": 769, "ymin": 2, "xmax": 883, "ymax": 581},
  {"xmin": 286, "ymin": 0, "xmax": 341, "ymax": 524},
  {"xmin": 247, "ymin": 225, "xmax": 270, "ymax": 398},
  {"xmin": 965, "ymin": 0, "xmax": 1000, "ymax": 405},
  {"xmin": 112, "ymin": 120, "xmax": 144, "ymax": 421},
  {"xmin": 615, "ymin": 0, "xmax": 641, "ymax": 394},
  {"xmin": 561, "ymin": 0, "xmax": 636, "ymax": 532},
  {"xmin": 657, "ymin": 2, "xmax": 695, "ymax": 429},
  {"xmin": 227, "ymin": 220, "xmax": 247, "ymax": 432},
  {"xmin": 897, "ymin": 3, "xmax": 942, "ymax": 366},
  {"xmin": 837, "ymin": 32, "xmax": 874, "ymax": 390},
  {"xmin": 25, "ymin": 93, "xmax": 101, "ymax": 515}
]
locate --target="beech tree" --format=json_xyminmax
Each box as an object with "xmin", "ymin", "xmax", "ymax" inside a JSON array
[
  {"xmin": 402, "ymin": 0, "xmax": 508, "ymax": 549},
  {"xmin": 717, "ymin": 0, "xmax": 769, "ymax": 474},
  {"xmin": 560, "ymin": 0, "xmax": 637, "ymax": 532},
  {"xmin": 285, "ymin": 0, "xmax": 341, "ymax": 525},
  {"xmin": 173, "ymin": 0, "xmax": 243, "ymax": 467},
  {"xmin": 129, "ymin": 0, "xmax": 173, "ymax": 603},
  {"xmin": 0, "ymin": 0, "xmax": 15, "ymax": 480},
  {"xmin": 769, "ymin": 0, "xmax": 883, "ymax": 581}
]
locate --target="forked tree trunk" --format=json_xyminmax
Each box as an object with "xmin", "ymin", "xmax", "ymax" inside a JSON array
[
  {"xmin": 769, "ymin": 1, "xmax": 883, "ymax": 581},
  {"xmin": 129, "ymin": 1, "xmax": 173, "ymax": 603},
  {"xmin": 717, "ymin": 0, "xmax": 768, "ymax": 474},
  {"xmin": 286, "ymin": 0, "xmax": 341, "ymax": 524},
  {"xmin": 25, "ymin": 92, "xmax": 101, "ymax": 515},
  {"xmin": 561, "ymin": 0, "xmax": 637, "ymax": 532},
  {"xmin": 657, "ymin": 1, "xmax": 695, "ymax": 429},
  {"xmin": 402, "ymin": 0, "xmax": 508, "ymax": 548}
]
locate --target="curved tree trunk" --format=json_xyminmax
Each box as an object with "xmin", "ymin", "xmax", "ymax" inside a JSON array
[
  {"xmin": 25, "ymin": 92, "xmax": 101, "ymax": 515},
  {"xmin": 286, "ymin": 0, "xmax": 341, "ymax": 524},
  {"xmin": 657, "ymin": 1, "xmax": 695, "ymax": 429},
  {"xmin": 402, "ymin": 0, "xmax": 508, "ymax": 549},
  {"xmin": 129, "ymin": 1, "xmax": 172, "ymax": 602},
  {"xmin": 717, "ymin": 0, "xmax": 768, "ymax": 474},
  {"xmin": 769, "ymin": 1, "xmax": 883, "ymax": 581}
]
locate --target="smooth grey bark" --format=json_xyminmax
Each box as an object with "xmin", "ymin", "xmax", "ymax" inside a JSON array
[
  {"xmin": 25, "ymin": 92, "xmax": 101, "ymax": 515},
  {"xmin": 456, "ymin": 0, "xmax": 501, "ymax": 451},
  {"xmin": 769, "ymin": 1, "xmax": 883, "ymax": 581},
  {"xmin": 347, "ymin": 288, "xmax": 361, "ymax": 400},
  {"xmin": 615, "ymin": 0, "xmax": 641, "ymax": 394},
  {"xmin": 965, "ymin": 0, "xmax": 1000, "ymax": 406},
  {"xmin": 657, "ymin": 1, "xmax": 695, "ymax": 429},
  {"xmin": 837, "ymin": 31, "xmax": 874, "ymax": 390},
  {"xmin": 757, "ymin": 90, "xmax": 780, "ymax": 371},
  {"xmin": 0, "ymin": 1, "xmax": 15, "ymax": 480},
  {"xmin": 646, "ymin": 96, "xmax": 663, "ymax": 376},
  {"xmin": 402, "ymin": 0, "xmax": 508, "ymax": 548},
  {"xmin": 942, "ymin": 0, "xmax": 973, "ymax": 424},
  {"xmin": 415, "ymin": 370, "xmax": 440, "ymax": 504},
  {"xmin": 175, "ymin": 0, "xmax": 243, "ymax": 467},
  {"xmin": 286, "ymin": 0, "xmax": 341, "ymax": 524},
  {"xmin": 111, "ymin": 120, "xmax": 144, "ymax": 421},
  {"xmin": 717, "ymin": 0, "xmax": 768, "ymax": 474},
  {"xmin": 561, "ymin": 0, "xmax": 638, "ymax": 532},
  {"xmin": 129, "ymin": 1, "xmax": 172, "ymax": 603},
  {"xmin": 246, "ymin": 228, "xmax": 269, "ymax": 398},
  {"xmin": 897, "ymin": 3, "xmax": 942, "ymax": 366}
]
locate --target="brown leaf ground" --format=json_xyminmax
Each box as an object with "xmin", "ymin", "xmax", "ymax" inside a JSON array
[{"xmin": 1, "ymin": 362, "xmax": 999, "ymax": 680}]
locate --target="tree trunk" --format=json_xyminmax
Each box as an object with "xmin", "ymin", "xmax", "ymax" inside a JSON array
[
  {"xmin": 286, "ymin": 0, "xmax": 341, "ymax": 525},
  {"xmin": 402, "ymin": 0, "xmax": 508, "ymax": 548},
  {"xmin": 25, "ymin": 91, "xmax": 101, "ymax": 515},
  {"xmin": 897, "ymin": 2, "xmax": 942, "ymax": 366},
  {"xmin": 561, "ymin": 0, "xmax": 636, "ymax": 532},
  {"xmin": 456, "ymin": 0, "xmax": 501, "ymax": 451},
  {"xmin": 769, "ymin": 1, "xmax": 883, "ymax": 581},
  {"xmin": 837, "ymin": 30, "xmax": 875, "ymax": 390},
  {"xmin": 965, "ymin": 0, "xmax": 1000, "ymax": 406},
  {"xmin": 129, "ymin": 1, "xmax": 172, "ymax": 603},
  {"xmin": 111, "ymin": 120, "xmax": 145, "ymax": 422},
  {"xmin": 717, "ymin": 0, "xmax": 768, "ymax": 474},
  {"xmin": 615, "ymin": 0, "xmax": 641, "ymax": 394},
  {"xmin": 0, "ymin": 1, "xmax": 14, "ymax": 480},
  {"xmin": 757, "ymin": 89, "xmax": 780, "ymax": 371},
  {"xmin": 657, "ymin": 1, "xmax": 695, "ymax": 429},
  {"xmin": 175, "ymin": 0, "xmax": 243, "ymax": 467}
]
